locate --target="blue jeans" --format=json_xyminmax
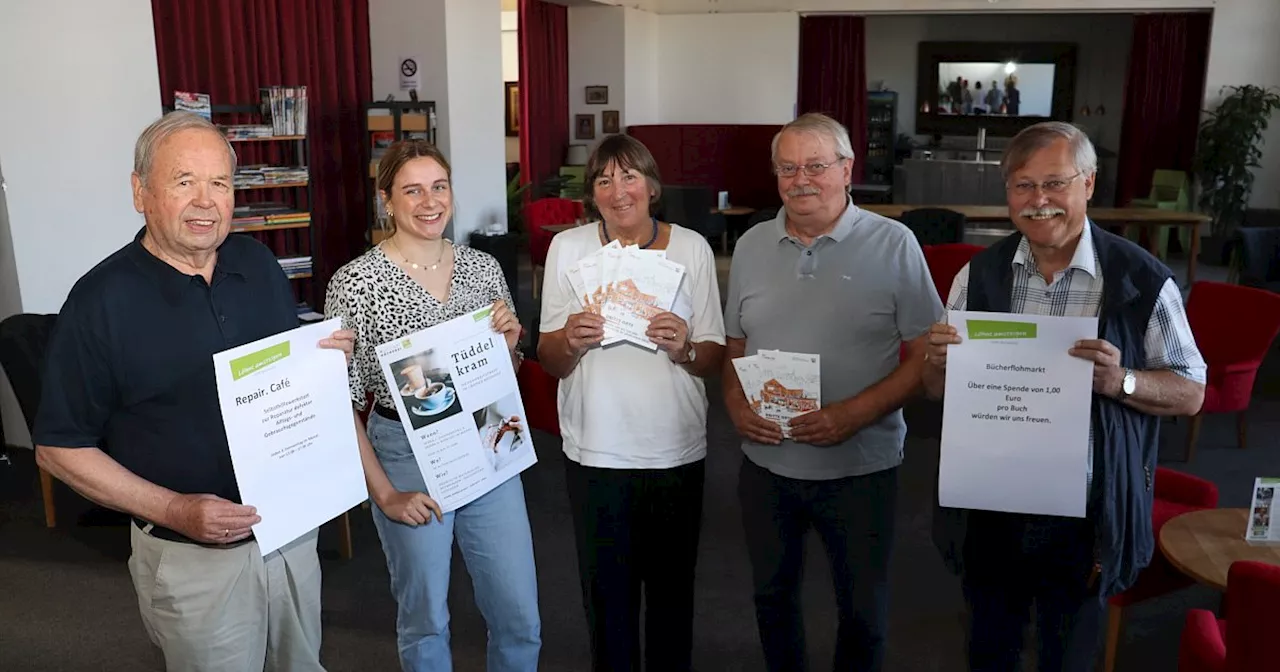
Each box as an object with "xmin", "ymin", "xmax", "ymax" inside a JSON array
[{"xmin": 366, "ymin": 412, "xmax": 541, "ymax": 672}]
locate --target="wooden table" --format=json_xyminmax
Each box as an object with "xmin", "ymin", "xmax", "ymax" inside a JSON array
[
  {"xmin": 1158, "ymin": 508, "xmax": 1280, "ymax": 591},
  {"xmin": 862, "ymin": 205, "xmax": 1212, "ymax": 285}
]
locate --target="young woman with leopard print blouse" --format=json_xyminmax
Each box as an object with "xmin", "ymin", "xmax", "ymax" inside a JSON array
[{"xmin": 324, "ymin": 140, "xmax": 540, "ymax": 671}]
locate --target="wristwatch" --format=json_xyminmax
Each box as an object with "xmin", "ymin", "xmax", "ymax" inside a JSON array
[
  {"xmin": 1119, "ymin": 368, "xmax": 1137, "ymax": 399},
  {"xmin": 682, "ymin": 341, "xmax": 697, "ymax": 365}
]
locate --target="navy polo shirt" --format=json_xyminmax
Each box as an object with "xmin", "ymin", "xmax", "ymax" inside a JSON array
[{"xmin": 33, "ymin": 228, "xmax": 300, "ymax": 503}]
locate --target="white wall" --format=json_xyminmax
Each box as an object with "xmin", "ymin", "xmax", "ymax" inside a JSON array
[
  {"xmin": 502, "ymin": 9, "xmax": 520, "ymax": 164},
  {"xmin": 0, "ymin": 0, "xmax": 162, "ymax": 447},
  {"xmin": 444, "ymin": 0, "xmax": 508, "ymax": 236},
  {"xmin": 655, "ymin": 13, "xmax": 799, "ymax": 124},
  {"xmin": 569, "ymin": 5, "xmax": 627, "ymax": 153},
  {"xmin": 370, "ymin": 0, "xmax": 508, "ymax": 238},
  {"xmin": 1204, "ymin": 0, "xmax": 1280, "ymax": 209},
  {"xmin": 624, "ymin": 8, "xmax": 660, "ymax": 128}
]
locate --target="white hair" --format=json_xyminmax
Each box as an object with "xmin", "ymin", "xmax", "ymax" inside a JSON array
[
  {"xmin": 134, "ymin": 111, "xmax": 238, "ymax": 183},
  {"xmin": 771, "ymin": 112, "xmax": 856, "ymax": 163}
]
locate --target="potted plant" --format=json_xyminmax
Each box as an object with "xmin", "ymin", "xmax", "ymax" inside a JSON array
[{"xmin": 1193, "ymin": 84, "xmax": 1280, "ymax": 265}]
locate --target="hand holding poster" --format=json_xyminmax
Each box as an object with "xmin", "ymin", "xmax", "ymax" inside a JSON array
[{"xmin": 375, "ymin": 305, "xmax": 537, "ymax": 512}]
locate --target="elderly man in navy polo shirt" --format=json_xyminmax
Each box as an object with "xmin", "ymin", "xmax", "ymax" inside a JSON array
[
  {"xmin": 33, "ymin": 111, "xmax": 354, "ymax": 671},
  {"xmin": 924, "ymin": 122, "xmax": 1206, "ymax": 672},
  {"xmin": 723, "ymin": 113, "xmax": 943, "ymax": 672}
]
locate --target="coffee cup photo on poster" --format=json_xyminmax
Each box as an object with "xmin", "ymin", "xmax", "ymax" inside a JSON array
[{"xmin": 390, "ymin": 351, "xmax": 461, "ymax": 430}]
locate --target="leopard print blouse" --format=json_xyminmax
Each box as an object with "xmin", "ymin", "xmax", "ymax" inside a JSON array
[{"xmin": 324, "ymin": 242, "xmax": 515, "ymax": 412}]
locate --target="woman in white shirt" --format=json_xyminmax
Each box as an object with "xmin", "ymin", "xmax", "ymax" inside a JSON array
[{"xmin": 537, "ymin": 135, "xmax": 726, "ymax": 672}]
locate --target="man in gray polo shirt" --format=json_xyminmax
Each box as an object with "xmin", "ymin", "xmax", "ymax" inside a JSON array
[{"xmin": 723, "ymin": 113, "xmax": 942, "ymax": 672}]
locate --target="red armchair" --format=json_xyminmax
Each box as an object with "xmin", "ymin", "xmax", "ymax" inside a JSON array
[
  {"xmin": 922, "ymin": 243, "xmax": 985, "ymax": 302},
  {"xmin": 526, "ymin": 197, "xmax": 585, "ymax": 298},
  {"xmin": 1178, "ymin": 560, "xmax": 1280, "ymax": 672},
  {"xmin": 516, "ymin": 358, "xmax": 560, "ymax": 437},
  {"xmin": 1183, "ymin": 281, "xmax": 1280, "ymax": 462},
  {"xmin": 1104, "ymin": 467, "xmax": 1219, "ymax": 672}
]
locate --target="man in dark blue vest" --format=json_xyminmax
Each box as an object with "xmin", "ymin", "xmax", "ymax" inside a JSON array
[{"xmin": 921, "ymin": 121, "xmax": 1206, "ymax": 672}]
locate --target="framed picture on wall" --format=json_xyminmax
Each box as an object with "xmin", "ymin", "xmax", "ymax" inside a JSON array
[
  {"xmin": 602, "ymin": 110, "xmax": 620, "ymax": 134},
  {"xmin": 575, "ymin": 113, "xmax": 595, "ymax": 140},
  {"xmin": 504, "ymin": 82, "xmax": 519, "ymax": 137},
  {"xmin": 585, "ymin": 85, "xmax": 608, "ymax": 105}
]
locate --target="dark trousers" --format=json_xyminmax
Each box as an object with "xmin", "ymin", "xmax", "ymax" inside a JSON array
[
  {"xmin": 564, "ymin": 458, "xmax": 705, "ymax": 672},
  {"xmin": 738, "ymin": 455, "xmax": 898, "ymax": 672},
  {"xmin": 962, "ymin": 511, "xmax": 1105, "ymax": 672}
]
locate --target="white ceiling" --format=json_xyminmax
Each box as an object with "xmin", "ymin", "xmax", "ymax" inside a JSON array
[{"xmin": 580, "ymin": 0, "xmax": 1214, "ymax": 13}]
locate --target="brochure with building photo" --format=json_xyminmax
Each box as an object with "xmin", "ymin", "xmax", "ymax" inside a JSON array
[
  {"xmin": 732, "ymin": 350, "xmax": 821, "ymax": 439},
  {"xmin": 1246, "ymin": 477, "xmax": 1279, "ymax": 544},
  {"xmin": 564, "ymin": 243, "xmax": 682, "ymax": 351},
  {"xmin": 375, "ymin": 306, "xmax": 537, "ymax": 512}
]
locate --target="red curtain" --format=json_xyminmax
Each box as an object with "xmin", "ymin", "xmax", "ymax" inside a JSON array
[
  {"xmin": 518, "ymin": 0, "xmax": 569, "ymax": 191},
  {"xmin": 151, "ymin": 0, "xmax": 372, "ymax": 309},
  {"xmin": 797, "ymin": 16, "xmax": 868, "ymax": 180},
  {"xmin": 1115, "ymin": 12, "xmax": 1211, "ymax": 206}
]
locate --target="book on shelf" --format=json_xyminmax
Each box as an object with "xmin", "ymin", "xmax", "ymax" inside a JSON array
[
  {"xmin": 234, "ymin": 165, "xmax": 309, "ymax": 188},
  {"xmin": 221, "ymin": 124, "xmax": 275, "ymax": 139},
  {"xmin": 174, "ymin": 91, "xmax": 211, "ymax": 119},
  {"xmin": 278, "ymin": 256, "xmax": 313, "ymax": 278},
  {"xmin": 260, "ymin": 86, "xmax": 308, "ymax": 136}
]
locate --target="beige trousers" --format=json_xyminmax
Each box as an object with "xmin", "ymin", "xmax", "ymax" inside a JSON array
[{"xmin": 127, "ymin": 523, "xmax": 325, "ymax": 672}]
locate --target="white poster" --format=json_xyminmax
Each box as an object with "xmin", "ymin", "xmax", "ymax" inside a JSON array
[
  {"xmin": 213, "ymin": 318, "xmax": 368, "ymax": 555},
  {"xmin": 375, "ymin": 306, "xmax": 537, "ymax": 512},
  {"xmin": 939, "ymin": 311, "xmax": 1097, "ymax": 518}
]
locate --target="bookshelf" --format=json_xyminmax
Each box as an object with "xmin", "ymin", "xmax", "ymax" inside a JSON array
[
  {"xmin": 168, "ymin": 93, "xmax": 318, "ymax": 315},
  {"xmin": 364, "ymin": 101, "xmax": 438, "ymax": 246}
]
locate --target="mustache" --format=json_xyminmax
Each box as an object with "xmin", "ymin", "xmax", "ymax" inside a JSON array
[
  {"xmin": 1019, "ymin": 207, "xmax": 1066, "ymax": 219},
  {"xmin": 787, "ymin": 186, "xmax": 821, "ymax": 197}
]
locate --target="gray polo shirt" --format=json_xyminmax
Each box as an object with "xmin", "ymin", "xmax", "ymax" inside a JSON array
[{"xmin": 724, "ymin": 199, "xmax": 943, "ymax": 480}]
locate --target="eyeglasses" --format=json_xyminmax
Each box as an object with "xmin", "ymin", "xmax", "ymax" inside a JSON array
[
  {"xmin": 773, "ymin": 158, "xmax": 847, "ymax": 178},
  {"xmin": 1007, "ymin": 172, "xmax": 1083, "ymax": 196}
]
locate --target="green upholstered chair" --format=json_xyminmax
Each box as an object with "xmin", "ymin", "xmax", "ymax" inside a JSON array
[{"xmin": 1128, "ymin": 169, "xmax": 1191, "ymax": 259}]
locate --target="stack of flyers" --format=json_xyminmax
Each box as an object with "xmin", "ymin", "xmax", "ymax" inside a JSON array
[
  {"xmin": 732, "ymin": 350, "xmax": 821, "ymax": 438},
  {"xmin": 565, "ymin": 240, "xmax": 686, "ymax": 350},
  {"xmin": 1246, "ymin": 477, "xmax": 1278, "ymax": 544}
]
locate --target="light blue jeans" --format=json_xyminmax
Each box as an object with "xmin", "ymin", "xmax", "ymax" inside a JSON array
[{"xmin": 366, "ymin": 412, "xmax": 541, "ymax": 672}]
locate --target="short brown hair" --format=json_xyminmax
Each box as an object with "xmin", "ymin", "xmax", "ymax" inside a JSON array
[
  {"xmin": 376, "ymin": 139, "xmax": 453, "ymax": 234},
  {"xmin": 582, "ymin": 135, "xmax": 662, "ymax": 220}
]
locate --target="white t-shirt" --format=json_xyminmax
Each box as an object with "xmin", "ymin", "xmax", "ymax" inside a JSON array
[{"xmin": 539, "ymin": 222, "xmax": 726, "ymax": 469}]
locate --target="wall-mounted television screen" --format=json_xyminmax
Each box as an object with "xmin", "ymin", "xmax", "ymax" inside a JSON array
[
  {"xmin": 916, "ymin": 42, "xmax": 1077, "ymax": 136},
  {"xmin": 935, "ymin": 62, "xmax": 1055, "ymax": 117}
]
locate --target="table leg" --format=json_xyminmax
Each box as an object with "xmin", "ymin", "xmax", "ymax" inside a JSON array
[
  {"xmin": 1146, "ymin": 223, "xmax": 1161, "ymax": 257},
  {"xmin": 1188, "ymin": 223, "xmax": 1200, "ymax": 286}
]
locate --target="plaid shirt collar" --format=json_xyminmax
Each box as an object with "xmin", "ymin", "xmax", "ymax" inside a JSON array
[{"xmin": 1011, "ymin": 218, "xmax": 1099, "ymax": 280}]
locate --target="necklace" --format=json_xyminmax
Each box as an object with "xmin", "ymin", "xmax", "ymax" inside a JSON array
[
  {"xmin": 601, "ymin": 217, "xmax": 659, "ymax": 249},
  {"xmin": 391, "ymin": 237, "xmax": 449, "ymax": 271}
]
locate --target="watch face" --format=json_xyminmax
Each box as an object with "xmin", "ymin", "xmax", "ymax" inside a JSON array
[{"xmin": 1123, "ymin": 371, "xmax": 1136, "ymax": 394}]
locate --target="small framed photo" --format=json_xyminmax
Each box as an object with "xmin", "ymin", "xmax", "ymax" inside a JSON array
[
  {"xmin": 575, "ymin": 114, "xmax": 595, "ymax": 140},
  {"xmin": 602, "ymin": 110, "xmax": 620, "ymax": 134},
  {"xmin": 504, "ymin": 82, "xmax": 519, "ymax": 137},
  {"xmin": 585, "ymin": 85, "xmax": 609, "ymax": 105}
]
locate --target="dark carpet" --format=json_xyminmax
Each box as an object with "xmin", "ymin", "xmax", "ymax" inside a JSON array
[{"xmin": 2, "ymin": 299, "xmax": 1276, "ymax": 671}]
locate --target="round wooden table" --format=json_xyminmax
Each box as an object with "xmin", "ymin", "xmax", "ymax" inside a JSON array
[{"xmin": 1158, "ymin": 508, "xmax": 1280, "ymax": 590}]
